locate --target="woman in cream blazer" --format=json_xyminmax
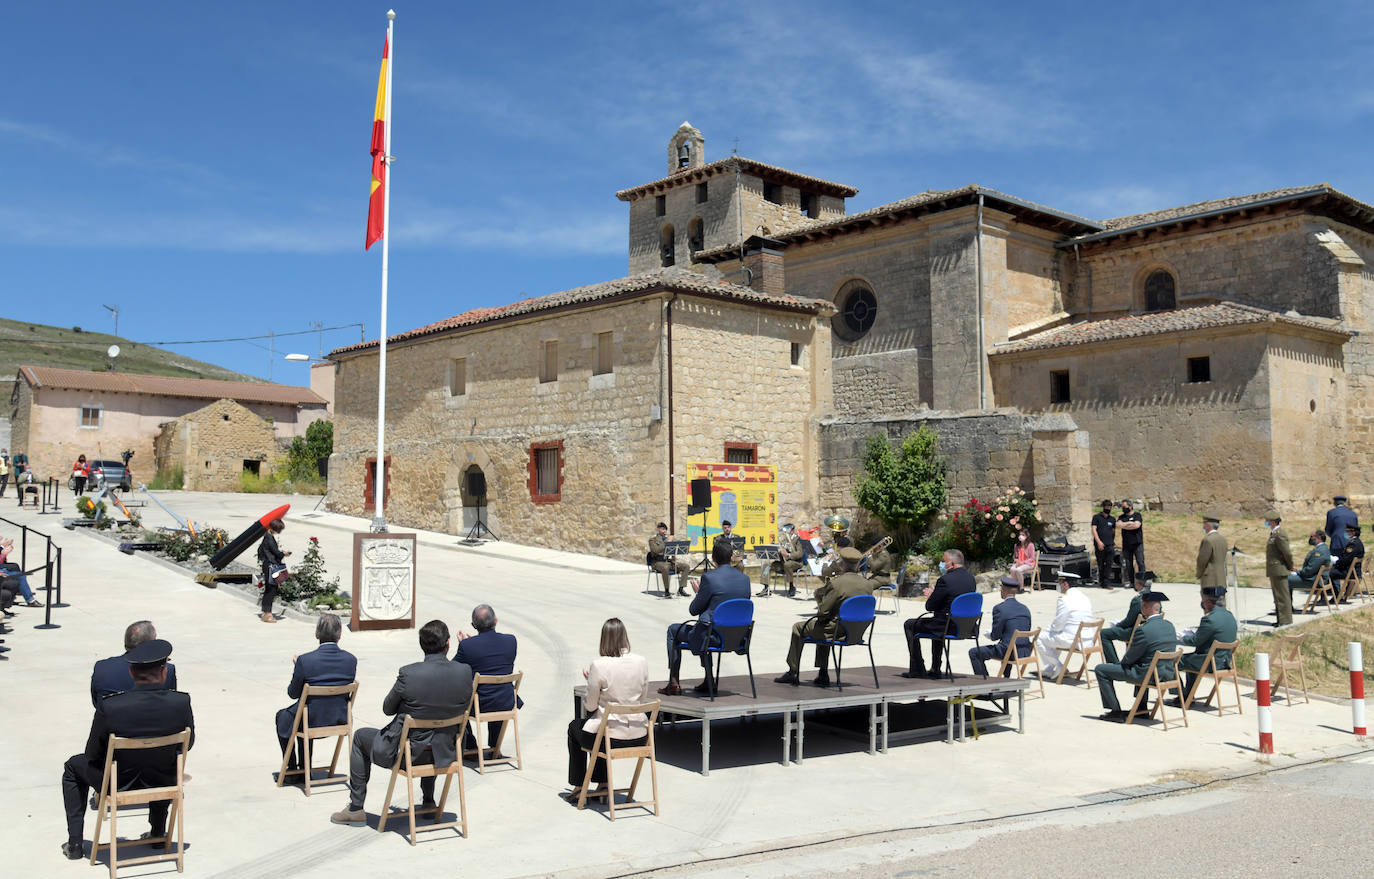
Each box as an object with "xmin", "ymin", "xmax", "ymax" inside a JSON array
[{"xmin": 565, "ymin": 618, "xmax": 650, "ymax": 799}]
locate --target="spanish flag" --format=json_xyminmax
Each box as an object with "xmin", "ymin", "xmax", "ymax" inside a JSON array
[{"xmin": 365, "ymin": 35, "xmax": 389, "ymax": 251}]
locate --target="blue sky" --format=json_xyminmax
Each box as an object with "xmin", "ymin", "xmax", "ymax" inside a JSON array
[{"xmin": 7, "ymin": 1, "xmax": 1374, "ymax": 382}]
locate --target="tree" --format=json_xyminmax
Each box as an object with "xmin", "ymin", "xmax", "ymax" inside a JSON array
[
  {"xmin": 854, "ymin": 427, "xmax": 947, "ymax": 537},
  {"xmin": 285, "ymin": 419, "xmax": 333, "ymax": 481}
]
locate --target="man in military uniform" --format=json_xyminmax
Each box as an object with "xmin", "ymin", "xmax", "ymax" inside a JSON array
[
  {"xmin": 1265, "ymin": 511, "xmax": 1294, "ymax": 626},
  {"xmin": 968, "ymin": 575, "xmax": 1033, "ymax": 677},
  {"xmin": 1094, "ymin": 591, "xmax": 1177, "ymax": 721},
  {"xmin": 1174, "ymin": 585, "xmax": 1238, "ymax": 703},
  {"xmin": 60, "ymin": 639, "xmax": 194, "ymax": 860},
  {"xmin": 1324, "ymin": 495, "xmax": 1358, "ymax": 556},
  {"xmin": 1287, "ymin": 529, "xmax": 1332, "ymax": 608},
  {"xmin": 762, "ymin": 523, "xmax": 805, "ymax": 598},
  {"xmin": 774, "ymin": 547, "xmax": 872, "ymax": 688},
  {"xmin": 863, "ymin": 539, "xmax": 893, "ymax": 587},
  {"xmin": 647, "ymin": 522, "xmax": 690, "ymax": 598},
  {"xmin": 1196, "ymin": 514, "xmax": 1228, "ymax": 591},
  {"xmin": 1100, "ymin": 570, "xmax": 1153, "ymax": 664},
  {"xmin": 713, "ymin": 520, "xmax": 746, "ymax": 573}
]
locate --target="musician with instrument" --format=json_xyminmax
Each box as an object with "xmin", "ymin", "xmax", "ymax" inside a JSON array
[
  {"xmin": 819, "ymin": 515, "xmax": 852, "ymax": 584},
  {"xmin": 761, "ymin": 523, "xmax": 806, "ymax": 598},
  {"xmin": 647, "ymin": 522, "xmax": 690, "ymax": 598},
  {"xmin": 713, "ymin": 520, "xmax": 747, "ymax": 572},
  {"xmin": 862, "ymin": 537, "xmax": 894, "ymax": 586}
]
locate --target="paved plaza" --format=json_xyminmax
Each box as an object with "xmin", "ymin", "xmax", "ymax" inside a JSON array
[{"xmin": 2, "ymin": 491, "xmax": 1369, "ymax": 877}]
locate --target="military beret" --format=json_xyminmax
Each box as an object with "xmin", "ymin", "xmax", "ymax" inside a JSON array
[
  {"xmin": 656, "ymin": 522, "xmax": 667, "ymax": 529},
  {"xmin": 1334, "ymin": 495, "xmax": 1348, "ymax": 503},
  {"xmin": 126, "ymin": 638, "xmax": 172, "ymax": 665},
  {"xmin": 1201, "ymin": 586, "xmax": 1227, "ymax": 598},
  {"xmin": 1000, "ymin": 575, "xmax": 1023, "ymax": 590},
  {"xmin": 1202, "ymin": 514, "xmax": 1221, "ymax": 524},
  {"xmin": 1265, "ymin": 511, "xmax": 1281, "ymax": 523},
  {"xmin": 1141, "ymin": 591, "xmax": 1169, "ymax": 602},
  {"xmin": 838, "ymin": 547, "xmax": 863, "ymax": 562},
  {"xmin": 721, "ymin": 520, "xmax": 732, "ymax": 528}
]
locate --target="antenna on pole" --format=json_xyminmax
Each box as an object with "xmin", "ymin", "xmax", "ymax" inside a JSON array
[
  {"xmin": 310, "ymin": 320, "xmax": 324, "ymax": 358},
  {"xmin": 102, "ymin": 304, "xmax": 120, "ymax": 337}
]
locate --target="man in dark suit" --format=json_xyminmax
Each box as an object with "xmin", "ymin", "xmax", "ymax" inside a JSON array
[
  {"xmin": 91, "ymin": 620, "xmax": 179, "ymax": 705},
  {"xmin": 1325, "ymin": 495, "xmax": 1358, "ymax": 556},
  {"xmin": 661, "ymin": 540, "xmax": 751, "ymax": 695},
  {"xmin": 331, "ymin": 619, "xmax": 473, "ymax": 826},
  {"xmin": 61, "ymin": 639, "xmax": 194, "ymax": 860},
  {"xmin": 903, "ymin": 549, "xmax": 977, "ymax": 678},
  {"xmin": 454, "ymin": 603, "xmax": 521, "ymax": 751},
  {"xmin": 275, "ymin": 613, "xmax": 357, "ymax": 773},
  {"xmin": 968, "ymin": 576, "xmax": 1033, "ymax": 677},
  {"xmin": 1094, "ymin": 591, "xmax": 1177, "ymax": 721}
]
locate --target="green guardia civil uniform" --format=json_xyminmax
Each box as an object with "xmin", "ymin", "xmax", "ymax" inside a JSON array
[
  {"xmin": 1179, "ymin": 605, "xmax": 1238, "ymax": 695},
  {"xmin": 1095, "ymin": 613, "xmax": 1178, "ymax": 712},
  {"xmin": 1267, "ymin": 525, "xmax": 1294, "ymax": 625},
  {"xmin": 1100, "ymin": 590, "xmax": 1144, "ymax": 664},
  {"xmin": 865, "ymin": 547, "xmax": 893, "ymax": 586},
  {"xmin": 1197, "ymin": 530, "xmax": 1229, "ymax": 589}
]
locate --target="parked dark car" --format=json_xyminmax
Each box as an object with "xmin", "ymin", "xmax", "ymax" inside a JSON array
[{"xmin": 88, "ymin": 459, "xmax": 133, "ymax": 492}]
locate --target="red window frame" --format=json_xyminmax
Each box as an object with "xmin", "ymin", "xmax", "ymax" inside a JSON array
[
  {"xmin": 363, "ymin": 456, "xmax": 392, "ymax": 512},
  {"xmin": 528, "ymin": 440, "xmax": 564, "ymax": 504}
]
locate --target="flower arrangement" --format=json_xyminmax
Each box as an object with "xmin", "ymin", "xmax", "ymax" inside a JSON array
[
  {"xmin": 931, "ymin": 488, "xmax": 1042, "ymax": 562},
  {"xmin": 280, "ymin": 536, "xmax": 349, "ymax": 609}
]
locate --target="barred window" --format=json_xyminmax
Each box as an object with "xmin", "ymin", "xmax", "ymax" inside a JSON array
[{"xmin": 725, "ymin": 442, "xmax": 757, "ymax": 464}]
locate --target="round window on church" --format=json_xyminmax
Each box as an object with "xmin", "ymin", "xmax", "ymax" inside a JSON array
[{"xmin": 833, "ymin": 281, "xmax": 877, "ymax": 342}]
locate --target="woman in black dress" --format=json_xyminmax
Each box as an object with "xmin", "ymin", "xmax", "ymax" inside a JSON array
[{"xmin": 257, "ymin": 518, "xmax": 289, "ymax": 623}]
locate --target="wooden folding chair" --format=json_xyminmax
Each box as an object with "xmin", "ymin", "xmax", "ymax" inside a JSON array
[
  {"xmin": 1182, "ymin": 640, "xmax": 1241, "ymax": 715},
  {"xmin": 995, "ymin": 627, "xmax": 1044, "ymax": 698},
  {"xmin": 1351, "ymin": 566, "xmax": 1372, "ymax": 603},
  {"xmin": 1336, "ymin": 564, "xmax": 1368, "ymax": 603},
  {"xmin": 90, "ymin": 728, "xmax": 190, "ymax": 878},
  {"xmin": 1299, "ymin": 563, "xmax": 1336, "ymax": 614},
  {"xmin": 1270, "ymin": 632, "xmax": 1310, "ymax": 705},
  {"xmin": 1029, "ymin": 566, "xmax": 1042, "ymax": 591},
  {"xmin": 577, "ymin": 701, "xmax": 661, "ymax": 821},
  {"xmin": 276, "ymin": 681, "xmax": 358, "ymax": 796},
  {"xmin": 1124, "ymin": 649, "xmax": 1187, "ymax": 730},
  {"xmin": 463, "ymin": 672, "xmax": 523, "ymax": 774},
  {"xmin": 378, "ymin": 713, "xmax": 469, "ymax": 845},
  {"xmin": 1054, "ymin": 619, "xmax": 1105, "ymax": 687}
]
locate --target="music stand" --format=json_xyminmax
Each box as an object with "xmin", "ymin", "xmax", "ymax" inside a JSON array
[
  {"xmin": 463, "ymin": 492, "xmax": 498, "ymax": 543},
  {"xmin": 753, "ymin": 544, "xmax": 780, "ymax": 592}
]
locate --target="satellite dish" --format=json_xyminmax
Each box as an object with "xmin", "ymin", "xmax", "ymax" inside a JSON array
[{"xmin": 107, "ymin": 345, "xmax": 120, "ymax": 358}]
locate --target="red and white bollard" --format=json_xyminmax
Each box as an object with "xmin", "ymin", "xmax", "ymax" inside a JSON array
[
  {"xmin": 1256, "ymin": 652, "xmax": 1274, "ymax": 758},
  {"xmin": 1351, "ymin": 642, "xmax": 1366, "ymax": 741}
]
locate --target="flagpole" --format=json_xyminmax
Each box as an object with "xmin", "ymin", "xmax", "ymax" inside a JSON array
[{"xmin": 371, "ymin": 8, "xmax": 395, "ymax": 533}]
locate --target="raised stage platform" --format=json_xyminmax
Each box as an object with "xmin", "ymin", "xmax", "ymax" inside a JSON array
[{"xmin": 576, "ymin": 665, "xmax": 1030, "ymax": 775}]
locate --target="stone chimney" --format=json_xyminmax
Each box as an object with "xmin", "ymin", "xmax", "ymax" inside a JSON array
[{"xmin": 742, "ymin": 235, "xmax": 787, "ymax": 298}]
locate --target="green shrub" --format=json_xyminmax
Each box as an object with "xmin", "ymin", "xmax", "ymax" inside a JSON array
[
  {"xmin": 279, "ymin": 536, "xmax": 347, "ymax": 606},
  {"xmin": 148, "ymin": 467, "xmax": 184, "ymax": 490},
  {"xmin": 146, "ymin": 527, "xmax": 229, "ymax": 562},
  {"xmin": 854, "ymin": 427, "xmax": 947, "ymax": 549}
]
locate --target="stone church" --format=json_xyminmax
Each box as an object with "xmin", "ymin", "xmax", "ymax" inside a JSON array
[{"xmin": 328, "ymin": 122, "xmax": 1371, "ymax": 557}]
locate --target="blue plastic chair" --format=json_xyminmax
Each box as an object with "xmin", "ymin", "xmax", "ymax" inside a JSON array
[
  {"xmin": 674, "ymin": 598, "xmax": 755, "ymax": 700},
  {"xmin": 801, "ymin": 594, "xmax": 878, "ymax": 690},
  {"xmin": 911, "ymin": 591, "xmax": 984, "ymax": 679}
]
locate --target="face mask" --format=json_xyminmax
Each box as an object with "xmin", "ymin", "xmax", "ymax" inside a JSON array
[
  {"xmin": 1309, "ymin": 537, "xmax": 1318, "ymax": 546},
  {"xmin": 938, "ymin": 561, "xmax": 948, "ymax": 575},
  {"xmin": 1018, "ymin": 534, "xmax": 1027, "ymax": 543}
]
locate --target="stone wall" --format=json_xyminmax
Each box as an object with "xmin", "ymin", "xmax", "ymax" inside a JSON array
[
  {"xmin": 330, "ymin": 292, "xmax": 831, "ymax": 561},
  {"xmin": 1267, "ymin": 334, "xmax": 1348, "ymax": 517},
  {"xmin": 154, "ymin": 398, "xmax": 279, "ymax": 491},
  {"xmin": 818, "ymin": 410, "xmax": 1091, "ymax": 546},
  {"xmin": 987, "ymin": 327, "xmax": 1351, "ymax": 517}
]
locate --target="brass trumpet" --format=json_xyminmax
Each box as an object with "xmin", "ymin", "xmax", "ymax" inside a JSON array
[{"xmin": 824, "ymin": 514, "xmax": 850, "ymax": 536}]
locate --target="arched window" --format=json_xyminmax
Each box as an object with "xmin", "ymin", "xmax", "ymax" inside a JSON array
[
  {"xmin": 1144, "ymin": 270, "xmax": 1176, "ymax": 311},
  {"xmin": 660, "ymin": 224, "xmax": 675, "ymax": 267},
  {"xmin": 832, "ymin": 280, "xmax": 877, "ymax": 341},
  {"xmin": 687, "ymin": 217, "xmax": 704, "ymax": 254}
]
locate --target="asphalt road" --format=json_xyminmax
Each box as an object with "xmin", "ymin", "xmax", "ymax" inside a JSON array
[{"xmin": 631, "ymin": 751, "xmax": 1374, "ymax": 879}]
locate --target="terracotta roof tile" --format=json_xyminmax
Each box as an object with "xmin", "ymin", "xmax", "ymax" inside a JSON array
[
  {"xmin": 990, "ymin": 303, "xmax": 1349, "ymax": 356},
  {"xmin": 18, "ymin": 365, "xmax": 325, "ymax": 406},
  {"xmin": 329, "ymin": 269, "xmax": 835, "ymax": 356},
  {"xmin": 616, "ymin": 157, "xmax": 858, "ymax": 201}
]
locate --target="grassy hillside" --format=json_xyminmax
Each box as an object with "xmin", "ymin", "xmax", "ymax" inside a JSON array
[{"xmin": 0, "ymin": 317, "xmax": 261, "ymax": 387}]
